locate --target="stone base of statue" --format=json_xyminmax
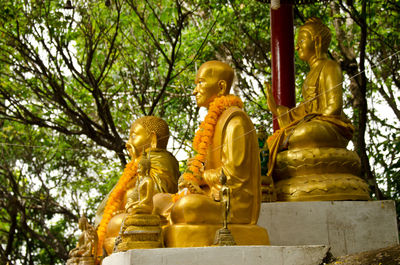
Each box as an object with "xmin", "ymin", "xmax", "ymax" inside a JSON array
[
  {"xmin": 164, "ymin": 224, "xmax": 269, "ymax": 247},
  {"xmin": 258, "ymin": 200, "xmax": 399, "ymax": 257},
  {"xmin": 103, "ymin": 245, "xmax": 330, "ymax": 265},
  {"xmin": 102, "ymin": 201, "xmax": 398, "ymax": 265},
  {"xmin": 66, "ymin": 256, "xmax": 95, "ymax": 265},
  {"xmin": 115, "ymin": 214, "xmax": 162, "ymax": 252},
  {"xmin": 274, "ymin": 147, "xmax": 370, "ymax": 201}
]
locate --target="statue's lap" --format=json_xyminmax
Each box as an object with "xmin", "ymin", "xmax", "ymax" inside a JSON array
[
  {"xmin": 289, "ymin": 120, "xmax": 348, "ymax": 149},
  {"xmin": 170, "ymin": 194, "xmax": 222, "ymax": 224}
]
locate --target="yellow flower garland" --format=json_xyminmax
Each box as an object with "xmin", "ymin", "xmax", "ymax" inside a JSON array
[
  {"xmin": 180, "ymin": 94, "xmax": 243, "ymax": 191},
  {"xmin": 96, "ymin": 160, "xmax": 138, "ymax": 259}
]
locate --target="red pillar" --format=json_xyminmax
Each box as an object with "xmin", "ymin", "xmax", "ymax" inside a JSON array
[{"xmin": 270, "ymin": 4, "xmax": 296, "ymax": 131}]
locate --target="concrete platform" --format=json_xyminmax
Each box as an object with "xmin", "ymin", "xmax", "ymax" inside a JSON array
[
  {"xmin": 103, "ymin": 201, "xmax": 398, "ymax": 264},
  {"xmin": 102, "ymin": 245, "xmax": 330, "ymax": 265},
  {"xmin": 258, "ymin": 200, "xmax": 399, "ymax": 257}
]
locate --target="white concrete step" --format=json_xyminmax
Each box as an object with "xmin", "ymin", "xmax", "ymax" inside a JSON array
[
  {"xmin": 102, "ymin": 245, "xmax": 330, "ymax": 265},
  {"xmin": 103, "ymin": 200, "xmax": 399, "ymax": 265},
  {"xmin": 258, "ymin": 200, "xmax": 399, "ymax": 257}
]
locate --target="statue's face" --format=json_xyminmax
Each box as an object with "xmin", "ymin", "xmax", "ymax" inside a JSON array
[
  {"xmin": 137, "ymin": 163, "xmax": 144, "ymax": 175},
  {"xmin": 126, "ymin": 123, "xmax": 151, "ymax": 159},
  {"xmin": 296, "ymin": 30, "xmax": 315, "ymax": 62},
  {"xmin": 193, "ymin": 66, "xmax": 220, "ymax": 108},
  {"xmin": 78, "ymin": 218, "xmax": 86, "ymax": 230}
]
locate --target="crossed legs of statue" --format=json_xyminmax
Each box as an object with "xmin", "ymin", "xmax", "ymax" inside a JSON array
[
  {"xmin": 171, "ymin": 194, "xmax": 222, "ymax": 224},
  {"xmin": 153, "ymin": 193, "xmax": 222, "ymax": 225},
  {"xmin": 288, "ymin": 120, "xmax": 349, "ymax": 149}
]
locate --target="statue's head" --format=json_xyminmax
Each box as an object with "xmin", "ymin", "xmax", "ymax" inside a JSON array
[
  {"xmin": 193, "ymin": 61, "xmax": 234, "ymax": 108},
  {"xmin": 78, "ymin": 215, "xmax": 88, "ymax": 230},
  {"xmin": 126, "ymin": 116, "xmax": 169, "ymax": 159},
  {"xmin": 296, "ymin": 17, "xmax": 331, "ymax": 61},
  {"xmin": 220, "ymin": 169, "xmax": 227, "ymax": 186},
  {"xmin": 138, "ymin": 153, "xmax": 151, "ymax": 176}
]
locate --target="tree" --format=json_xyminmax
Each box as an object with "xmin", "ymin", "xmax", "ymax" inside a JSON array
[
  {"xmin": 329, "ymin": 0, "xmax": 400, "ymax": 200},
  {"xmin": 0, "ymin": 0, "xmax": 218, "ymax": 263}
]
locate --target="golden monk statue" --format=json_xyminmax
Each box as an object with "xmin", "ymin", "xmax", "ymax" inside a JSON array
[
  {"xmin": 155, "ymin": 61, "xmax": 269, "ymax": 247},
  {"xmin": 266, "ymin": 17, "xmax": 370, "ymax": 201},
  {"xmin": 67, "ymin": 216, "xmax": 98, "ymax": 265},
  {"xmin": 95, "ymin": 116, "xmax": 179, "ymax": 256}
]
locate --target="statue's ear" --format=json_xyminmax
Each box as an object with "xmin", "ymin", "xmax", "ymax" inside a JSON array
[
  {"xmin": 314, "ymin": 35, "xmax": 322, "ymax": 58},
  {"xmin": 150, "ymin": 131, "xmax": 157, "ymax": 149},
  {"xmin": 218, "ymin": 80, "xmax": 227, "ymax": 96}
]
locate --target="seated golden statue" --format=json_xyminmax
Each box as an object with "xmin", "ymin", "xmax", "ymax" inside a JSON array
[
  {"xmin": 95, "ymin": 116, "xmax": 179, "ymax": 256},
  {"xmin": 67, "ymin": 216, "xmax": 97, "ymax": 265},
  {"xmin": 266, "ymin": 17, "xmax": 370, "ymax": 201},
  {"xmin": 155, "ymin": 61, "xmax": 269, "ymax": 247},
  {"xmin": 125, "ymin": 153, "xmax": 155, "ymax": 214},
  {"xmin": 115, "ymin": 154, "xmax": 163, "ymax": 252}
]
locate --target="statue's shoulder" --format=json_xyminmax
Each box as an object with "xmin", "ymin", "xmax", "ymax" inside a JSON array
[
  {"xmin": 222, "ymin": 106, "xmax": 248, "ymax": 119},
  {"xmin": 322, "ymin": 59, "xmax": 341, "ymax": 73},
  {"xmin": 150, "ymin": 148, "xmax": 176, "ymax": 160},
  {"xmin": 158, "ymin": 149, "xmax": 178, "ymax": 164},
  {"xmin": 149, "ymin": 148, "xmax": 179, "ymax": 174},
  {"xmin": 218, "ymin": 106, "xmax": 254, "ymax": 132}
]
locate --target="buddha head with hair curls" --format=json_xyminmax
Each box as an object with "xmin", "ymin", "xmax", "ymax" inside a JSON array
[{"xmin": 126, "ymin": 116, "xmax": 170, "ymax": 159}]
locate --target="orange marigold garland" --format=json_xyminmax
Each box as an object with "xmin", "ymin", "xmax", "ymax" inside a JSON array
[
  {"xmin": 96, "ymin": 160, "xmax": 138, "ymax": 259},
  {"xmin": 180, "ymin": 94, "xmax": 243, "ymax": 189}
]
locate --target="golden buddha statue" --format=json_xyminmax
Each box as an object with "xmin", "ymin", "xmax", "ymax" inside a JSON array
[
  {"xmin": 220, "ymin": 171, "xmax": 231, "ymax": 230},
  {"xmin": 115, "ymin": 154, "xmax": 163, "ymax": 252},
  {"xmin": 125, "ymin": 152, "xmax": 154, "ymax": 214},
  {"xmin": 155, "ymin": 61, "xmax": 269, "ymax": 247},
  {"xmin": 213, "ymin": 170, "xmax": 236, "ymax": 246},
  {"xmin": 67, "ymin": 216, "xmax": 98, "ymax": 265},
  {"xmin": 95, "ymin": 116, "xmax": 179, "ymax": 256},
  {"xmin": 266, "ymin": 17, "xmax": 370, "ymax": 201}
]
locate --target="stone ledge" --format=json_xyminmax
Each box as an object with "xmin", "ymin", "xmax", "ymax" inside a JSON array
[
  {"xmin": 102, "ymin": 245, "xmax": 330, "ymax": 265},
  {"xmin": 102, "ymin": 201, "xmax": 398, "ymax": 264},
  {"xmin": 258, "ymin": 200, "xmax": 399, "ymax": 257}
]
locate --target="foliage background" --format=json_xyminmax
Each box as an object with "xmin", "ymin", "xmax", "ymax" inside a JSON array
[{"xmin": 0, "ymin": 0, "xmax": 399, "ymax": 263}]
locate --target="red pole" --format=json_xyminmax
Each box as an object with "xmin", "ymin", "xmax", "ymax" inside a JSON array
[{"xmin": 270, "ymin": 3, "xmax": 296, "ymax": 131}]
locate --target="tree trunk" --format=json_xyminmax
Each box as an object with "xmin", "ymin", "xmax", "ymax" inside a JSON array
[{"xmin": 331, "ymin": 1, "xmax": 383, "ymax": 199}]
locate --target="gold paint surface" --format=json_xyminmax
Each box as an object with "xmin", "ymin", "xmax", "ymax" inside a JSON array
[
  {"xmin": 116, "ymin": 214, "xmax": 163, "ymax": 252},
  {"xmin": 67, "ymin": 216, "xmax": 97, "ymax": 265},
  {"xmin": 164, "ymin": 224, "xmax": 269, "ymax": 247},
  {"xmin": 163, "ymin": 61, "xmax": 267, "ymax": 246},
  {"xmin": 101, "ymin": 149, "xmax": 178, "ymax": 254},
  {"xmin": 66, "ymin": 256, "xmax": 95, "ymax": 265},
  {"xmin": 170, "ymin": 107, "xmax": 262, "ymax": 225},
  {"xmin": 266, "ymin": 18, "xmax": 370, "ymax": 201},
  {"xmin": 125, "ymin": 155, "xmax": 155, "ymax": 215},
  {"xmin": 96, "ymin": 116, "xmax": 179, "ymax": 255}
]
